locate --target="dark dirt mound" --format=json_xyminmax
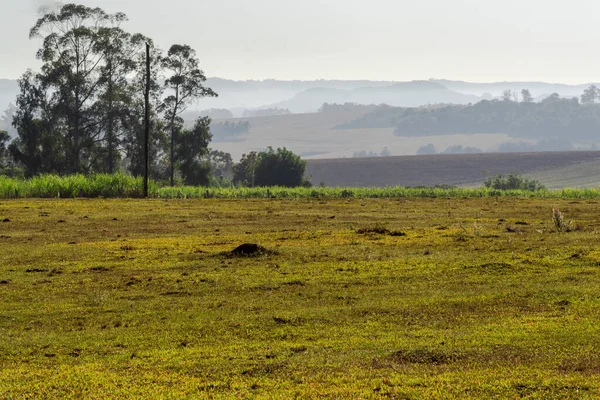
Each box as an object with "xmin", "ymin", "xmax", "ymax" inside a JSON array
[{"xmin": 230, "ymin": 243, "xmax": 274, "ymax": 257}]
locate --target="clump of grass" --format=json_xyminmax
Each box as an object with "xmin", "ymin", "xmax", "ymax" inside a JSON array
[
  {"xmin": 552, "ymin": 208, "xmax": 573, "ymax": 232},
  {"xmin": 454, "ymin": 231, "xmax": 470, "ymax": 242},
  {"xmin": 455, "ymin": 221, "xmax": 482, "ymax": 241}
]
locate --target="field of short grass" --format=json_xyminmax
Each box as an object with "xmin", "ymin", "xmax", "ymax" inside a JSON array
[{"xmin": 1, "ymin": 197, "xmax": 600, "ymax": 398}]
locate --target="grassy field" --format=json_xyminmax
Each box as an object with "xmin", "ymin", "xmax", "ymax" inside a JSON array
[
  {"xmin": 214, "ymin": 109, "xmax": 513, "ymax": 160},
  {"xmin": 1, "ymin": 197, "xmax": 600, "ymax": 398}
]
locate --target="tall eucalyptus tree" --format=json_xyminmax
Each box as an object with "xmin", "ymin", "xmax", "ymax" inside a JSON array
[
  {"xmin": 11, "ymin": 3, "xmax": 218, "ymax": 181},
  {"xmin": 159, "ymin": 44, "xmax": 217, "ymax": 186},
  {"xmin": 28, "ymin": 4, "xmax": 127, "ymax": 173}
]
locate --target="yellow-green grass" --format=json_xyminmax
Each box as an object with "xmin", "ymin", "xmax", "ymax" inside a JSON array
[{"xmin": 1, "ymin": 197, "xmax": 599, "ymax": 398}]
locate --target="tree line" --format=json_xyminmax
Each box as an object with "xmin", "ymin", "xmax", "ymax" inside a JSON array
[
  {"xmin": 393, "ymin": 94, "xmax": 600, "ymax": 143},
  {"xmin": 2, "ymin": 4, "xmax": 215, "ymax": 183},
  {"xmin": 337, "ymin": 88, "xmax": 600, "ymax": 145},
  {"xmin": 0, "ymin": 4, "xmax": 309, "ymax": 187}
]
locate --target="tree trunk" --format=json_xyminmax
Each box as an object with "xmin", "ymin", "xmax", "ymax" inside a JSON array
[
  {"xmin": 144, "ymin": 43, "xmax": 150, "ymax": 198},
  {"xmin": 169, "ymin": 86, "xmax": 180, "ymax": 187},
  {"xmin": 107, "ymin": 60, "xmax": 115, "ymax": 174},
  {"xmin": 73, "ymin": 49, "xmax": 81, "ymax": 174},
  {"xmin": 170, "ymin": 123, "xmax": 175, "ymax": 186}
]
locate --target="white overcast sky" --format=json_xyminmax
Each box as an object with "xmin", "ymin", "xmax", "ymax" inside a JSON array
[{"xmin": 2, "ymin": 0, "xmax": 600, "ymax": 83}]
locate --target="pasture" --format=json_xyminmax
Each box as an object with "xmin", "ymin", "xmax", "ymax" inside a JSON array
[
  {"xmin": 1, "ymin": 197, "xmax": 600, "ymax": 398},
  {"xmin": 212, "ymin": 109, "xmax": 514, "ymax": 161}
]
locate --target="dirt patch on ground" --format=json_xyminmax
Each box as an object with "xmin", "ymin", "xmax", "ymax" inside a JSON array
[
  {"xmin": 464, "ymin": 262, "xmax": 514, "ymax": 274},
  {"xmin": 357, "ymin": 226, "xmax": 406, "ymax": 237},
  {"xmin": 558, "ymin": 356, "xmax": 600, "ymax": 374},
  {"xmin": 387, "ymin": 348, "xmax": 463, "ymax": 365},
  {"xmin": 230, "ymin": 243, "xmax": 276, "ymax": 257}
]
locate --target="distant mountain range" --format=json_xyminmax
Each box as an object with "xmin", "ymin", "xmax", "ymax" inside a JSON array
[
  {"xmin": 268, "ymin": 81, "xmax": 481, "ymax": 113},
  {"xmin": 0, "ymin": 77, "xmax": 597, "ymax": 116},
  {"xmin": 200, "ymin": 78, "xmax": 599, "ymax": 114}
]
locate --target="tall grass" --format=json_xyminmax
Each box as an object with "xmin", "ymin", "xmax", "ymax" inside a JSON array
[
  {"xmin": 0, "ymin": 174, "xmax": 157, "ymax": 199},
  {"xmin": 1, "ymin": 174, "xmax": 600, "ymax": 199}
]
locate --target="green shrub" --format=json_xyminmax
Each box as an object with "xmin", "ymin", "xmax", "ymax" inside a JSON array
[
  {"xmin": 233, "ymin": 147, "xmax": 309, "ymax": 188},
  {"xmin": 483, "ymin": 173, "xmax": 545, "ymax": 191}
]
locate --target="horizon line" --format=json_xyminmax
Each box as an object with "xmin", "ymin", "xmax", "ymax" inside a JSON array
[{"xmin": 1, "ymin": 76, "xmax": 599, "ymax": 86}]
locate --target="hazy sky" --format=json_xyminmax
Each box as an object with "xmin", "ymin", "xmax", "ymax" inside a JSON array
[{"xmin": 2, "ymin": 0, "xmax": 600, "ymax": 83}]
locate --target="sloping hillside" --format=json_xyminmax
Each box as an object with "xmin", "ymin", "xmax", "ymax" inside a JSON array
[
  {"xmin": 305, "ymin": 151, "xmax": 600, "ymax": 188},
  {"xmin": 210, "ymin": 108, "xmax": 514, "ymax": 161},
  {"xmin": 525, "ymin": 159, "xmax": 600, "ymax": 189}
]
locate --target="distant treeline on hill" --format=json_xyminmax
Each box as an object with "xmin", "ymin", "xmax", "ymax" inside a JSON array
[
  {"xmin": 210, "ymin": 121, "xmax": 251, "ymax": 142},
  {"xmin": 243, "ymin": 108, "xmax": 291, "ymax": 118},
  {"xmin": 336, "ymin": 95, "xmax": 600, "ymax": 143}
]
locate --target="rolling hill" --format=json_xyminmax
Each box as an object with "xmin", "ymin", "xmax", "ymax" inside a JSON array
[
  {"xmin": 208, "ymin": 106, "xmax": 517, "ymax": 161},
  {"xmin": 305, "ymin": 151, "xmax": 600, "ymax": 188}
]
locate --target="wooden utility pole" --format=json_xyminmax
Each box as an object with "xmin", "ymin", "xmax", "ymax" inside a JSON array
[{"xmin": 143, "ymin": 43, "xmax": 150, "ymax": 198}]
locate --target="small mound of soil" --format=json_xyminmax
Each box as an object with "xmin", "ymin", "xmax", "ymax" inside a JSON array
[{"xmin": 230, "ymin": 243, "xmax": 272, "ymax": 257}]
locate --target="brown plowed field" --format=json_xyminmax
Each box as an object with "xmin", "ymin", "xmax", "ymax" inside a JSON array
[{"xmin": 306, "ymin": 151, "xmax": 600, "ymax": 188}]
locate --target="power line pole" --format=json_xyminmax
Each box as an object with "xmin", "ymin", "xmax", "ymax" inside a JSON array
[{"xmin": 143, "ymin": 43, "xmax": 150, "ymax": 198}]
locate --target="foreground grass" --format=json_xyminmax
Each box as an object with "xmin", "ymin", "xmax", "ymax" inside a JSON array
[{"xmin": 1, "ymin": 197, "xmax": 600, "ymax": 398}]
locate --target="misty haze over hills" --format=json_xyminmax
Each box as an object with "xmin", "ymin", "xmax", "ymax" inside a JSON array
[
  {"xmin": 0, "ymin": 80, "xmax": 17, "ymax": 118},
  {"xmin": 2, "ymin": 77, "xmax": 599, "ymax": 116},
  {"xmin": 431, "ymin": 80, "xmax": 597, "ymax": 98},
  {"xmin": 199, "ymin": 78, "xmax": 600, "ymax": 114}
]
